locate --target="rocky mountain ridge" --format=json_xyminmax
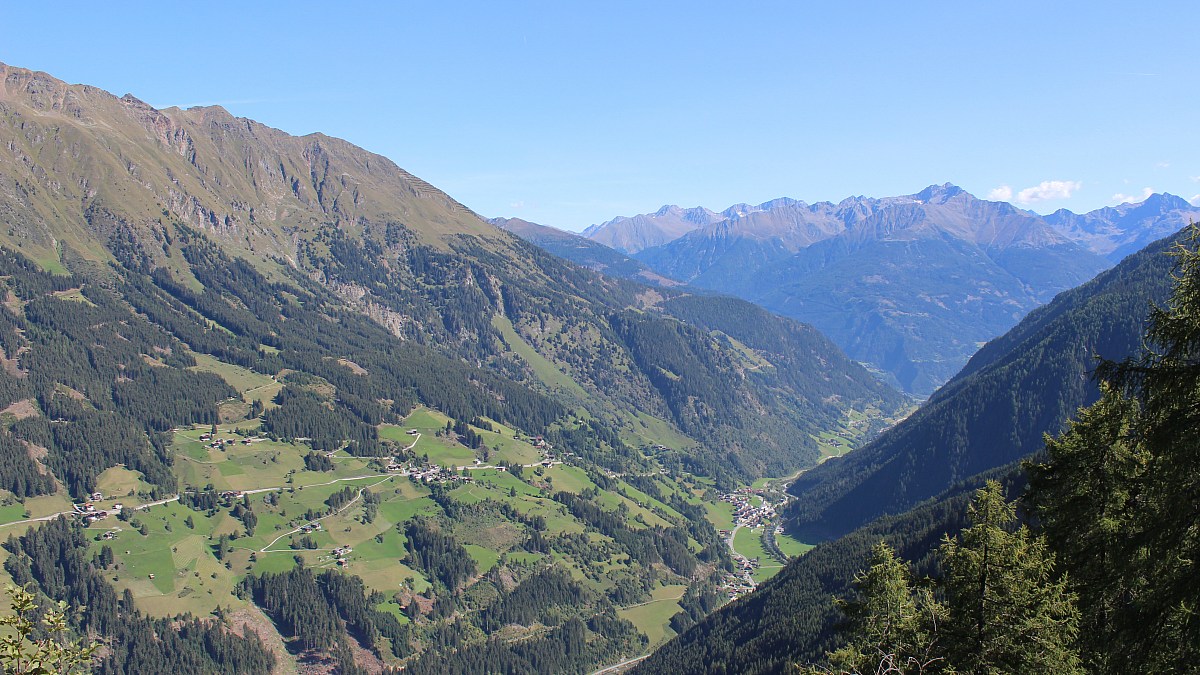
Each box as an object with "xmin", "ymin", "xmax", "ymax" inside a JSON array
[{"xmin": 570, "ymin": 184, "xmax": 1200, "ymax": 394}]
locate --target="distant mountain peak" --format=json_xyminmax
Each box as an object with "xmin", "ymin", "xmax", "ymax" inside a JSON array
[
  {"xmin": 914, "ymin": 183, "xmax": 966, "ymax": 203},
  {"xmin": 1141, "ymin": 192, "xmax": 1192, "ymax": 211}
]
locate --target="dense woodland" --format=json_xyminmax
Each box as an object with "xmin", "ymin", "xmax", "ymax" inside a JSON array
[{"xmin": 241, "ymin": 566, "xmax": 412, "ymax": 669}]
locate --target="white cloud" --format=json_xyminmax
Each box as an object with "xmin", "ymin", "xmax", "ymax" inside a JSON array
[
  {"xmin": 1191, "ymin": 176, "xmax": 1200, "ymax": 183},
  {"xmin": 1016, "ymin": 180, "xmax": 1082, "ymax": 204},
  {"xmin": 509, "ymin": 201, "xmax": 525, "ymax": 209},
  {"xmin": 987, "ymin": 185, "xmax": 1013, "ymax": 201},
  {"xmin": 1190, "ymin": 194, "xmax": 1200, "ymax": 206},
  {"xmin": 1156, "ymin": 161, "xmax": 1171, "ymax": 168},
  {"xmin": 1112, "ymin": 187, "xmax": 1154, "ymax": 204}
]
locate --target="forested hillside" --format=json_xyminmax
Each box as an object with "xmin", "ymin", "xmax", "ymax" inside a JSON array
[
  {"xmin": 785, "ymin": 229, "xmax": 1182, "ymax": 540},
  {"xmin": 783, "ymin": 229, "xmax": 1200, "ymax": 674}
]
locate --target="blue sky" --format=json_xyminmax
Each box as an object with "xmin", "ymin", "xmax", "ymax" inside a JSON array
[{"xmin": 4, "ymin": 1, "xmax": 1198, "ymax": 231}]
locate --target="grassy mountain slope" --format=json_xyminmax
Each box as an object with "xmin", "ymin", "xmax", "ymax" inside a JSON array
[
  {"xmin": 0, "ymin": 63, "xmax": 907, "ymax": 672},
  {"xmin": 0, "ymin": 62, "xmax": 903, "ymax": 481}
]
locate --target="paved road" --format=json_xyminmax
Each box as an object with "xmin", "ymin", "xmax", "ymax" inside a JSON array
[{"xmin": 589, "ymin": 653, "xmax": 650, "ymax": 675}]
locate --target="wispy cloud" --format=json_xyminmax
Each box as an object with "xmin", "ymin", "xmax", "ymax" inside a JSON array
[
  {"xmin": 1112, "ymin": 187, "xmax": 1155, "ymax": 204},
  {"xmin": 1016, "ymin": 180, "xmax": 1081, "ymax": 204},
  {"xmin": 1191, "ymin": 194, "xmax": 1200, "ymax": 206},
  {"xmin": 509, "ymin": 201, "xmax": 525, "ymax": 209},
  {"xmin": 987, "ymin": 185, "xmax": 1013, "ymax": 201}
]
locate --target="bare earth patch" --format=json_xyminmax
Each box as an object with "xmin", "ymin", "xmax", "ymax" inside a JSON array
[
  {"xmin": 336, "ymin": 358, "xmax": 368, "ymax": 376},
  {"xmin": 0, "ymin": 346, "xmax": 26, "ymax": 378},
  {"xmin": 229, "ymin": 606, "xmax": 297, "ymax": 675},
  {"xmin": 1, "ymin": 398, "xmax": 37, "ymax": 421}
]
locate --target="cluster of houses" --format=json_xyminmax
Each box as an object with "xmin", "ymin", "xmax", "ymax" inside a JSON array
[
  {"xmin": 721, "ymin": 567, "xmax": 758, "ymax": 600},
  {"xmin": 332, "ymin": 545, "xmax": 353, "ymax": 567},
  {"xmin": 385, "ymin": 462, "xmax": 477, "ymax": 485},
  {"xmin": 720, "ymin": 488, "xmax": 778, "ymax": 529},
  {"xmin": 715, "ymin": 527, "xmax": 763, "ymax": 597},
  {"xmin": 299, "ymin": 521, "xmax": 324, "ymax": 535},
  {"xmin": 199, "ymin": 433, "xmax": 260, "ymax": 449},
  {"xmin": 73, "ymin": 492, "xmax": 124, "ymax": 524}
]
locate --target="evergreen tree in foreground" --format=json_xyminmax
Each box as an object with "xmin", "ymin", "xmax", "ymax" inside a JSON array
[
  {"xmin": 805, "ymin": 482, "xmax": 1080, "ymax": 674},
  {"xmin": 1029, "ymin": 224, "xmax": 1200, "ymax": 672},
  {"xmin": 800, "ymin": 542, "xmax": 948, "ymax": 675},
  {"xmin": 1025, "ymin": 386, "xmax": 1142, "ymax": 673},
  {"xmin": 939, "ymin": 482, "xmax": 1081, "ymax": 674}
]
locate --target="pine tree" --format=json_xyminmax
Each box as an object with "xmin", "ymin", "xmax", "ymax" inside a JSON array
[
  {"xmin": 1086, "ymin": 225, "xmax": 1200, "ymax": 670},
  {"xmin": 1025, "ymin": 386, "xmax": 1143, "ymax": 672},
  {"xmin": 940, "ymin": 481, "xmax": 1081, "ymax": 674},
  {"xmin": 803, "ymin": 542, "xmax": 948, "ymax": 675}
]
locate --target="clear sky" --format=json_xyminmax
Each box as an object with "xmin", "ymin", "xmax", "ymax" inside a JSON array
[{"xmin": 4, "ymin": 1, "xmax": 1198, "ymax": 231}]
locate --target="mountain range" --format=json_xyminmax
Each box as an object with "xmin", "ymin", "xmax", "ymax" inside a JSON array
[{"xmin": 575, "ymin": 184, "xmax": 1200, "ymax": 394}]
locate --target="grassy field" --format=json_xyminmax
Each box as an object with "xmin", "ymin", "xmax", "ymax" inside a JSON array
[
  {"xmin": 87, "ymin": 500, "xmax": 249, "ymax": 617},
  {"xmin": 703, "ymin": 501, "xmax": 735, "ymax": 530},
  {"xmin": 776, "ymin": 531, "xmax": 814, "ymax": 557},
  {"xmin": 815, "ymin": 430, "xmax": 855, "ymax": 458},
  {"xmin": 732, "ymin": 526, "xmax": 788, "ymax": 582},
  {"xmin": 0, "ymin": 503, "xmax": 27, "ymax": 524},
  {"xmin": 732, "ymin": 526, "xmax": 770, "ymax": 562},
  {"xmin": 542, "ymin": 464, "xmax": 596, "ymax": 493},
  {"xmin": 623, "ymin": 411, "xmax": 695, "ymax": 450},
  {"xmin": 96, "ymin": 466, "xmax": 153, "ymax": 498},
  {"xmin": 618, "ymin": 584, "xmax": 687, "ymax": 646},
  {"xmin": 189, "ymin": 353, "xmax": 277, "ymax": 393},
  {"xmin": 492, "ymin": 314, "xmax": 589, "ymax": 399}
]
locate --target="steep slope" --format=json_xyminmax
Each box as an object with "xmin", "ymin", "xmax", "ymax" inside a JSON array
[
  {"xmin": 785, "ymin": 228, "xmax": 1181, "ymax": 541},
  {"xmin": 0, "ymin": 63, "xmax": 496, "ymax": 271},
  {"xmin": 634, "ymin": 184, "xmax": 1112, "ymax": 395},
  {"xmin": 0, "ymin": 62, "xmax": 903, "ymax": 482}
]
